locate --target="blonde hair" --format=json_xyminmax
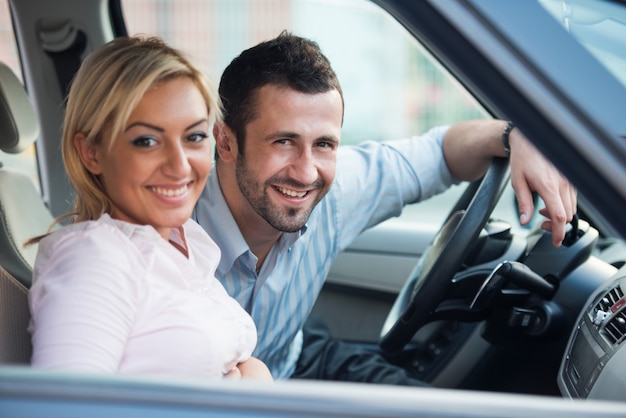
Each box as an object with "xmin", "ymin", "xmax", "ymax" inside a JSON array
[{"xmin": 28, "ymin": 36, "xmax": 221, "ymax": 244}]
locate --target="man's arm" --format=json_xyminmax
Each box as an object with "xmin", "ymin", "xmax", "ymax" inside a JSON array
[{"xmin": 442, "ymin": 119, "xmax": 577, "ymax": 247}]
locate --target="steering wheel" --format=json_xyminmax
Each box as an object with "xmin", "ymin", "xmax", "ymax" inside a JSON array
[{"xmin": 380, "ymin": 157, "xmax": 510, "ymax": 354}]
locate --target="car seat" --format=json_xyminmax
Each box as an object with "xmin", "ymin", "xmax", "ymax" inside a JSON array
[
  {"xmin": 0, "ymin": 61, "xmax": 53, "ymax": 363},
  {"xmin": 0, "ymin": 264, "xmax": 32, "ymax": 364},
  {"xmin": 0, "ymin": 61, "xmax": 52, "ymax": 287}
]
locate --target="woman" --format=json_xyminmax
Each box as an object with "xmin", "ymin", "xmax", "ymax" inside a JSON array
[{"xmin": 28, "ymin": 36, "xmax": 271, "ymax": 380}]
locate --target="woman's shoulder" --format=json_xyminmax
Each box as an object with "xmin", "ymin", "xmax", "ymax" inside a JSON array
[
  {"xmin": 31, "ymin": 216, "xmax": 149, "ymax": 307},
  {"xmin": 37, "ymin": 214, "xmax": 155, "ymax": 263},
  {"xmin": 42, "ymin": 214, "xmax": 124, "ymax": 243},
  {"xmin": 33, "ymin": 215, "xmax": 155, "ymax": 285},
  {"xmin": 46, "ymin": 214, "xmax": 161, "ymax": 241}
]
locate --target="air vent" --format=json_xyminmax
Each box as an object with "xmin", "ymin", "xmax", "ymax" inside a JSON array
[
  {"xmin": 589, "ymin": 285, "xmax": 626, "ymax": 345},
  {"xmin": 603, "ymin": 309, "xmax": 626, "ymax": 345}
]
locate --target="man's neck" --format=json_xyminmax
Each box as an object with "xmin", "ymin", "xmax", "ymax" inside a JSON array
[
  {"xmin": 238, "ymin": 219, "xmax": 282, "ymax": 274},
  {"xmin": 216, "ymin": 163, "xmax": 282, "ymax": 271}
]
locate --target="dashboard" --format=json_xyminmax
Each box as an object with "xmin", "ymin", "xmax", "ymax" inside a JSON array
[{"xmin": 559, "ymin": 273, "xmax": 626, "ymax": 401}]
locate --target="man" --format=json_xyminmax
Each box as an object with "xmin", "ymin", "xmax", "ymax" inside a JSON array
[{"xmin": 194, "ymin": 32, "xmax": 576, "ymax": 384}]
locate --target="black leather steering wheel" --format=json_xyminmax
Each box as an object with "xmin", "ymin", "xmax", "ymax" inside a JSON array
[{"xmin": 380, "ymin": 157, "xmax": 510, "ymax": 354}]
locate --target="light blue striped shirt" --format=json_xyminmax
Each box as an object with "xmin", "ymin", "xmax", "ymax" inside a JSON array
[{"xmin": 194, "ymin": 126, "xmax": 454, "ymax": 379}]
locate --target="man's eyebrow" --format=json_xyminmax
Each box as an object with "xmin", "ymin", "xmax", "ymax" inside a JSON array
[
  {"xmin": 265, "ymin": 131, "xmax": 299, "ymax": 140},
  {"xmin": 125, "ymin": 118, "xmax": 209, "ymax": 133},
  {"xmin": 266, "ymin": 131, "xmax": 339, "ymax": 143}
]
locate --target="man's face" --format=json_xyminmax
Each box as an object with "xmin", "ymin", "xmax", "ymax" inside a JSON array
[{"xmin": 234, "ymin": 85, "xmax": 343, "ymax": 232}]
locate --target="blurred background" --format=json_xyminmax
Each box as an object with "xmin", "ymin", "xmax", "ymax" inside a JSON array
[
  {"xmin": 3, "ymin": 0, "xmax": 522, "ymax": 228},
  {"xmin": 0, "ymin": 0, "xmax": 486, "ymax": 174}
]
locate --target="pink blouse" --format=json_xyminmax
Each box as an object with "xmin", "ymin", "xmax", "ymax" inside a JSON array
[{"xmin": 29, "ymin": 214, "xmax": 256, "ymax": 379}]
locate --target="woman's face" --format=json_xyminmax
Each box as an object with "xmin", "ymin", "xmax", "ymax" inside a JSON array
[{"xmin": 81, "ymin": 76, "xmax": 212, "ymax": 239}]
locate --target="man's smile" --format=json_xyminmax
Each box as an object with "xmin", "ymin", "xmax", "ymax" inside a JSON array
[{"xmin": 273, "ymin": 185, "xmax": 309, "ymax": 198}]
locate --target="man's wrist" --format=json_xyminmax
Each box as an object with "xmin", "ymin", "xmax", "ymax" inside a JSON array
[{"xmin": 501, "ymin": 121, "xmax": 515, "ymax": 157}]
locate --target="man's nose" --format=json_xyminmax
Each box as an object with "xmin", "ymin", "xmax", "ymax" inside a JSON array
[{"xmin": 290, "ymin": 148, "xmax": 318, "ymax": 185}]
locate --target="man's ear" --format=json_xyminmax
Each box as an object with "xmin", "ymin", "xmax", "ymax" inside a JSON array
[
  {"xmin": 73, "ymin": 133, "xmax": 103, "ymax": 174},
  {"xmin": 213, "ymin": 122, "xmax": 237, "ymax": 163}
]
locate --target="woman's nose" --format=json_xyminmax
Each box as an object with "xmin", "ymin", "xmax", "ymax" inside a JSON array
[{"xmin": 163, "ymin": 142, "xmax": 191, "ymax": 177}]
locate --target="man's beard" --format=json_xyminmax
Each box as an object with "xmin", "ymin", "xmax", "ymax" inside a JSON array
[{"xmin": 234, "ymin": 156, "xmax": 327, "ymax": 232}]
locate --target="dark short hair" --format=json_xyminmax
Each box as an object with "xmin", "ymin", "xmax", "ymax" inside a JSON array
[{"xmin": 218, "ymin": 31, "xmax": 344, "ymax": 156}]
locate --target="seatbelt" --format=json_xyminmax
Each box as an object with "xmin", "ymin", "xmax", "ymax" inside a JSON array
[{"xmin": 39, "ymin": 21, "xmax": 87, "ymax": 99}]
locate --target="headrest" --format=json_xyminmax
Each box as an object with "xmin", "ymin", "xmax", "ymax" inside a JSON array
[{"xmin": 0, "ymin": 62, "xmax": 39, "ymax": 154}]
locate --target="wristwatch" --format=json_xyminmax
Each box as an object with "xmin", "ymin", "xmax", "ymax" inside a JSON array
[{"xmin": 502, "ymin": 121, "xmax": 515, "ymax": 157}]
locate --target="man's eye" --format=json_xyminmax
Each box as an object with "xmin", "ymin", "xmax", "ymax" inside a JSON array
[
  {"xmin": 131, "ymin": 136, "xmax": 157, "ymax": 147},
  {"xmin": 317, "ymin": 141, "xmax": 336, "ymax": 149},
  {"xmin": 187, "ymin": 132, "xmax": 208, "ymax": 143}
]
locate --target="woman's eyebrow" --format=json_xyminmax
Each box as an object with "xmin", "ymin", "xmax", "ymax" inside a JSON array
[
  {"xmin": 185, "ymin": 118, "xmax": 209, "ymax": 130},
  {"xmin": 125, "ymin": 121, "xmax": 164, "ymax": 133},
  {"xmin": 124, "ymin": 118, "xmax": 209, "ymax": 133}
]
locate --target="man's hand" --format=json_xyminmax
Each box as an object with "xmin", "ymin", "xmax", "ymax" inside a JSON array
[
  {"xmin": 443, "ymin": 120, "xmax": 577, "ymax": 247},
  {"xmin": 508, "ymin": 127, "xmax": 577, "ymax": 247}
]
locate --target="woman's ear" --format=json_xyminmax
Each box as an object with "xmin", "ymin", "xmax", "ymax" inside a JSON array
[
  {"xmin": 73, "ymin": 133, "xmax": 103, "ymax": 174},
  {"xmin": 213, "ymin": 122, "xmax": 237, "ymax": 163}
]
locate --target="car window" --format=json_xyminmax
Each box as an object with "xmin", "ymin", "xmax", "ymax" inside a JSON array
[
  {"xmin": 121, "ymin": 0, "xmax": 531, "ymax": 230},
  {"xmin": 0, "ymin": 0, "xmax": 40, "ymax": 191},
  {"xmin": 539, "ymin": 0, "xmax": 626, "ymax": 89}
]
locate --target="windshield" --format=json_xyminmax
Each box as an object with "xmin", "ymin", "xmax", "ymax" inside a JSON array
[{"xmin": 539, "ymin": 0, "xmax": 626, "ymax": 88}]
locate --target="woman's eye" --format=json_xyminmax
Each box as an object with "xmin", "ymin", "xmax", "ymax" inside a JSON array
[
  {"xmin": 187, "ymin": 132, "xmax": 208, "ymax": 143},
  {"xmin": 131, "ymin": 136, "xmax": 157, "ymax": 147}
]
